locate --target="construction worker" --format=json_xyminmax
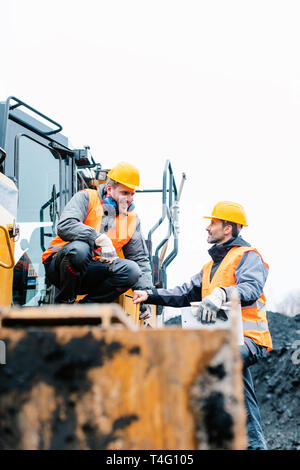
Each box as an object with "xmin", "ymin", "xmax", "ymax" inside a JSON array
[
  {"xmin": 133, "ymin": 201, "xmax": 272, "ymax": 450},
  {"xmin": 42, "ymin": 162, "xmax": 153, "ymax": 307}
]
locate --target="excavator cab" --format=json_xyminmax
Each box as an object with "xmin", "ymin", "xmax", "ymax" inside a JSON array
[{"xmin": 0, "ymin": 96, "xmax": 84, "ymax": 308}]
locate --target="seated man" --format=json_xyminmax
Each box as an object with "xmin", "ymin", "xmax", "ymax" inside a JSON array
[{"xmin": 42, "ymin": 162, "xmax": 153, "ymax": 305}]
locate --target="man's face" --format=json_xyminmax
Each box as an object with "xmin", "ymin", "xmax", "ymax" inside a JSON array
[
  {"xmin": 206, "ymin": 218, "xmax": 231, "ymax": 245},
  {"xmin": 107, "ymin": 182, "xmax": 135, "ymax": 214}
]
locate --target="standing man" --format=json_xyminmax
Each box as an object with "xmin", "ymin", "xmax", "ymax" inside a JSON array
[
  {"xmin": 133, "ymin": 201, "xmax": 272, "ymax": 450},
  {"xmin": 42, "ymin": 162, "xmax": 153, "ymax": 305}
]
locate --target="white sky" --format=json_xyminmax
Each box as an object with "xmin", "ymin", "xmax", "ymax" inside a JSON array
[{"xmin": 1, "ymin": 0, "xmax": 300, "ymax": 310}]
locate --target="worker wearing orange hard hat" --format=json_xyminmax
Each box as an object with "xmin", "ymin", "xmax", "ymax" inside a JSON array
[
  {"xmin": 42, "ymin": 162, "xmax": 153, "ymax": 313},
  {"xmin": 133, "ymin": 201, "xmax": 272, "ymax": 449}
]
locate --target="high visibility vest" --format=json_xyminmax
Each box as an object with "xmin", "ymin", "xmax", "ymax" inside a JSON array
[
  {"xmin": 202, "ymin": 246, "xmax": 273, "ymax": 351},
  {"xmin": 42, "ymin": 189, "xmax": 137, "ymax": 263}
]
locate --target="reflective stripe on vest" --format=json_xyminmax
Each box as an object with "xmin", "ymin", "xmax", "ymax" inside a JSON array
[
  {"xmin": 201, "ymin": 246, "xmax": 273, "ymax": 351},
  {"xmin": 42, "ymin": 189, "xmax": 137, "ymax": 263}
]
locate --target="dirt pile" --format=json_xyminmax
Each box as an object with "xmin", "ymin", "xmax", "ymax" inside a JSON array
[
  {"xmin": 166, "ymin": 310, "xmax": 300, "ymax": 450},
  {"xmin": 251, "ymin": 311, "xmax": 300, "ymax": 450}
]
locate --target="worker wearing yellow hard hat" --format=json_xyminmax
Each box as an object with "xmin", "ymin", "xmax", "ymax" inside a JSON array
[
  {"xmin": 203, "ymin": 200, "xmax": 248, "ymax": 226},
  {"xmin": 133, "ymin": 200, "xmax": 272, "ymax": 449},
  {"xmin": 107, "ymin": 161, "xmax": 140, "ymax": 190},
  {"xmin": 42, "ymin": 162, "xmax": 153, "ymax": 316}
]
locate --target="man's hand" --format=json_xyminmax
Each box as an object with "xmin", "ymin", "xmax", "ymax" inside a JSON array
[
  {"xmin": 197, "ymin": 287, "xmax": 226, "ymax": 324},
  {"xmin": 133, "ymin": 290, "xmax": 149, "ymax": 304},
  {"xmin": 95, "ymin": 233, "xmax": 118, "ymax": 263}
]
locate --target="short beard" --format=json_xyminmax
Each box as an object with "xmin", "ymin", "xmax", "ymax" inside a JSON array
[
  {"xmin": 118, "ymin": 196, "xmax": 128, "ymax": 215},
  {"xmin": 207, "ymin": 235, "xmax": 224, "ymax": 245}
]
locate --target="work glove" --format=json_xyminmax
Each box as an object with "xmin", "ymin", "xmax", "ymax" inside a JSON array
[
  {"xmin": 139, "ymin": 303, "xmax": 152, "ymax": 320},
  {"xmin": 197, "ymin": 287, "xmax": 226, "ymax": 324},
  {"xmin": 95, "ymin": 233, "xmax": 118, "ymax": 263}
]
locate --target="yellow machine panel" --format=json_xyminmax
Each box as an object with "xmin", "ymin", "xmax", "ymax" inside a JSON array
[
  {"xmin": 0, "ymin": 173, "xmax": 18, "ymax": 307},
  {"xmin": 118, "ymin": 289, "xmax": 157, "ymax": 329}
]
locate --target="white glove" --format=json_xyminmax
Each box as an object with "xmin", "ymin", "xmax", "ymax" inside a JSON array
[
  {"xmin": 95, "ymin": 233, "xmax": 118, "ymax": 263},
  {"xmin": 197, "ymin": 287, "xmax": 226, "ymax": 324}
]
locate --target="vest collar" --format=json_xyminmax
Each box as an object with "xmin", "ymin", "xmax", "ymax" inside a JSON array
[{"xmin": 208, "ymin": 236, "xmax": 251, "ymax": 262}]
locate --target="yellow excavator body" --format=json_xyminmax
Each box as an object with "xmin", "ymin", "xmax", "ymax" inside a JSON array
[{"xmin": 0, "ymin": 173, "xmax": 18, "ymax": 306}]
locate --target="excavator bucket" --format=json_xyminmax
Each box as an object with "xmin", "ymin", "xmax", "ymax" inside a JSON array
[{"xmin": 0, "ymin": 304, "xmax": 247, "ymax": 450}]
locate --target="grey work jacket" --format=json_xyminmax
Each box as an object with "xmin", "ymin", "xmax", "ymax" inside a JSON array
[
  {"xmin": 147, "ymin": 236, "xmax": 269, "ymax": 307},
  {"xmin": 56, "ymin": 184, "xmax": 153, "ymax": 289}
]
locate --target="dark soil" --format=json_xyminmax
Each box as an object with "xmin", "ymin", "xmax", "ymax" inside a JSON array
[
  {"xmin": 251, "ymin": 312, "xmax": 300, "ymax": 450},
  {"xmin": 166, "ymin": 310, "xmax": 300, "ymax": 450}
]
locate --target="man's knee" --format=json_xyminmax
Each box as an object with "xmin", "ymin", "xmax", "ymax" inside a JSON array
[
  {"xmin": 62, "ymin": 241, "xmax": 92, "ymax": 270},
  {"xmin": 240, "ymin": 338, "xmax": 266, "ymax": 369},
  {"xmin": 126, "ymin": 261, "xmax": 142, "ymax": 286},
  {"xmin": 112, "ymin": 259, "xmax": 142, "ymax": 286}
]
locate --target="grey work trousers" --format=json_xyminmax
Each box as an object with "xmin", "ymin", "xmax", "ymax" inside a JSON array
[
  {"xmin": 43, "ymin": 240, "xmax": 142, "ymax": 303},
  {"xmin": 240, "ymin": 337, "xmax": 268, "ymax": 450}
]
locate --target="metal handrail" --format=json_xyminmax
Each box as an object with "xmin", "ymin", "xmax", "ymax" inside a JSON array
[
  {"xmin": 7, "ymin": 96, "xmax": 63, "ymax": 136},
  {"xmin": 40, "ymin": 186, "xmax": 60, "ymax": 251},
  {"xmin": 147, "ymin": 160, "xmax": 178, "ymax": 251},
  {"xmin": 0, "ymin": 225, "xmax": 15, "ymax": 269},
  {"xmin": 159, "ymin": 172, "xmax": 186, "ymax": 271},
  {"xmin": 154, "ymin": 205, "xmax": 174, "ymax": 257},
  {"xmin": 146, "ymin": 160, "xmax": 183, "ymax": 288}
]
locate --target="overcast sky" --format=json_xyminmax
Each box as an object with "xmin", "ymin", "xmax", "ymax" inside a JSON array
[{"xmin": 1, "ymin": 1, "xmax": 300, "ymax": 311}]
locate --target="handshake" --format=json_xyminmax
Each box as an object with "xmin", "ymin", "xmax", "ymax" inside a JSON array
[{"xmin": 95, "ymin": 233, "xmax": 118, "ymax": 263}]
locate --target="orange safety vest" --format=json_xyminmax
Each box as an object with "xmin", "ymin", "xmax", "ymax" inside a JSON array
[
  {"xmin": 42, "ymin": 189, "xmax": 137, "ymax": 263},
  {"xmin": 201, "ymin": 246, "xmax": 273, "ymax": 351}
]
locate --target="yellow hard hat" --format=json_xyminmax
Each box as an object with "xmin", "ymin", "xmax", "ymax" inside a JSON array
[
  {"xmin": 204, "ymin": 201, "xmax": 248, "ymax": 227},
  {"xmin": 107, "ymin": 162, "xmax": 140, "ymax": 190}
]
